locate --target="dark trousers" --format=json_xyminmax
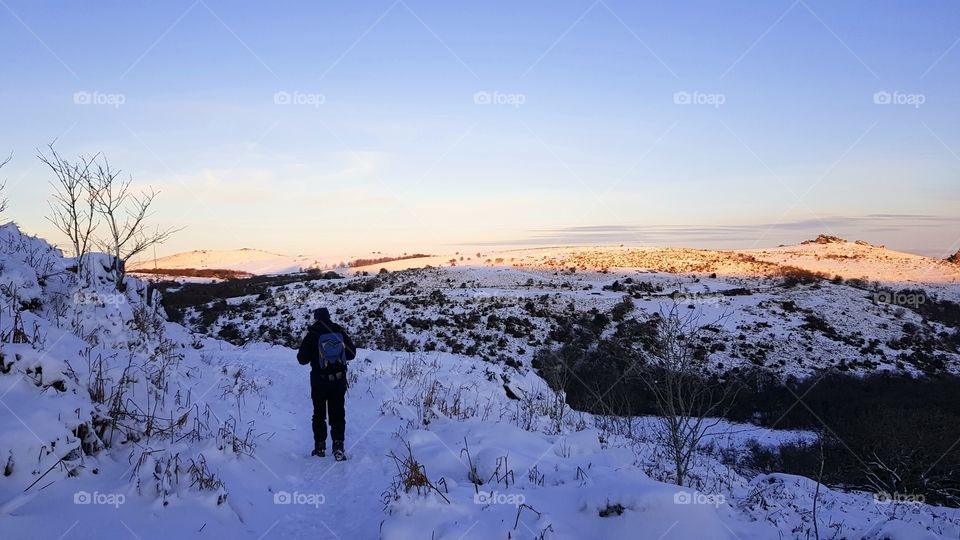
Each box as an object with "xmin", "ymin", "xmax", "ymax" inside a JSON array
[{"xmin": 310, "ymin": 372, "xmax": 346, "ymax": 447}]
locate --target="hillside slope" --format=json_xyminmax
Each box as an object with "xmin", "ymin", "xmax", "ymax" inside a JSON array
[
  {"xmin": 136, "ymin": 238, "xmax": 960, "ymax": 287},
  {"xmin": 501, "ymin": 240, "xmax": 960, "ymax": 286},
  {"xmin": 180, "ymin": 262, "xmax": 960, "ymax": 379},
  {"xmin": 129, "ymin": 248, "xmax": 330, "ymax": 276}
]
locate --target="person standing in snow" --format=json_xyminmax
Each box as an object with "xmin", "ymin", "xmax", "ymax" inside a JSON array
[{"xmin": 297, "ymin": 307, "xmax": 357, "ymax": 461}]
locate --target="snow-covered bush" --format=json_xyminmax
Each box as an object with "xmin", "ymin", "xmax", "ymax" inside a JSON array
[{"xmin": 0, "ymin": 224, "xmax": 260, "ymax": 512}]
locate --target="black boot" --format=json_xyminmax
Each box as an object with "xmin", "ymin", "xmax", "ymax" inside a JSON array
[
  {"xmin": 311, "ymin": 444, "xmax": 326, "ymax": 458},
  {"xmin": 332, "ymin": 440, "xmax": 346, "ymax": 461}
]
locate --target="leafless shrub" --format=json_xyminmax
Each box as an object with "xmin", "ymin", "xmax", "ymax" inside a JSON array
[
  {"xmin": 776, "ymin": 265, "xmax": 828, "ymax": 287},
  {"xmin": 86, "ymin": 156, "xmax": 181, "ymax": 289},
  {"xmin": 596, "ymin": 391, "xmax": 646, "ymax": 441},
  {"xmin": 528, "ymin": 465, "xmax": 545, "ymax": 486},
  {"xmin": 514, "ymin": 503, "xmax": 544, "ymax": 532},
  {"xmin": 419, "ymin": 379, "xmax": 439, "ymax": 426},
  {"xmin": 0, "ymin": 153, "xmax": 10, "ymax": 216},
  {"xmin": 0, "ymin": 302, "xmax": 30, "ymax": 345},
  {"xmin": 188, "ymin": 454, "xmax": 226, "ymax": 500},
  {"xmin": 510, "ymin": 383, "xmax": 565, "ymax": 433},
  {"xmin": 488, "ymin": 454, "xmax": 515, "ymax": 488},
  {"xmin": 638, "ymin": 303, "xmax": 740, "ymax": 487},
  {"xmin": 218, "ymin": 365, "xmax": 266, "ymax": 420},
  {"xmin": 40, "ymin": 145, "xmax": 98, "ymax": 279},
  {"xmin": 460, "ymin": 437, "xmax": 483, "ymax": 491},
  {"xmin": 216, "ymin": 416, "xmax": 258, "ymax": 456},
  {"xmin": 153, "ymin": 451, "xmax": 180, "ymax": 504},
  {"xmin": 182, "ymin": 403, "xmax": 216, "ymax": 444},
  {"xmin": 383, "ymin": 439, "xmax": 450, "ymax": 511},
  {"xmin": 85, "ymin": 348, "xmax": 109, "ymax": 404},
  {"xmin": 48, "ymin": 291, "xmax": 71, "ymax": 326},
  {"xmin": 0, "ymin": 231, "xmax": 61, "ymax": 287}
]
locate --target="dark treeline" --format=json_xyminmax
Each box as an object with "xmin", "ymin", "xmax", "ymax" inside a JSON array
[
  {"xmin": 134, "ymin": 267, "xmax": 253, "ymax": 280},
  {"xmin": 349, "ymin": 254, "xmax": 433, "ymax": 268}
]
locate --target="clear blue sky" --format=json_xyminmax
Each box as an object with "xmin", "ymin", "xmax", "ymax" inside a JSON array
[{"xmin": 1, "ymin": 0, "xmax": 958, "ymax": 259}]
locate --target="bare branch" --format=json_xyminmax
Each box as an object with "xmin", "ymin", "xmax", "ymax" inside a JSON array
[
  {"xmin": 40, "ymin": 144, "xmax": 99, "ymax": 279},
  {"xmin": 86, "ymin": 157, "xmax": 181, "ymax": 289},
  {"xmin": 637, "ymin": 302, "xmax": 740, "ymax": 486},
  {"xmin": 0, "ymin": 153, "xmax": 10, "ymax": 216}
]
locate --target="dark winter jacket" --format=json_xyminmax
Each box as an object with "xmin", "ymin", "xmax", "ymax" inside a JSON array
[{"xmin": 297, "ymin": 317, "xmax": 357, "ymax": 374}]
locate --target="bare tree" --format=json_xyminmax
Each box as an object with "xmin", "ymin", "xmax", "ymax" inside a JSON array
[
  {"xmin": 87, "ymin": 158, "xmax": 180, "ymax": 289},
  {"xmin": 40, "ymin": 145, "xmax": 99, "ymax": 278},
  {"xmin": 0, "ymin": 153, "xmax": 10, "ymax": 217},
  {"xmin": 639, "ymin": 303, "xmax": 739, "ymax": 487}
]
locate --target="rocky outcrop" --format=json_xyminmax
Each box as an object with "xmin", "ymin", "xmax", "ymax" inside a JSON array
[{"xmin": 802, "ymin": 234, "xmax": 846, "ymax": 245}]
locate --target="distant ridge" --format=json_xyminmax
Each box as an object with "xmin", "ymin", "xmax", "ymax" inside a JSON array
[
  {"xmin": 134, "ymin": 239, "xmax": 960, "ymax": 285},
  {"xmin": 129, "ymin": 248, "xmax": 330, "ymax": 275}
]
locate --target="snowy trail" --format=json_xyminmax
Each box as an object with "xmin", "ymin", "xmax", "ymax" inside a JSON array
[{"xmin": 221, "ymin": 345, "xmax": 398, "ymax": 540}]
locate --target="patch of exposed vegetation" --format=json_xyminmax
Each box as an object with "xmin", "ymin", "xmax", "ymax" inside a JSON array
[{"xmin": 133, "ymin": 267, "xmax": 254, "ymax": 280}]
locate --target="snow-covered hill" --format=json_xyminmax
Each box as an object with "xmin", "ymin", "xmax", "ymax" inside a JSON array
[
  {"xmin": 134, "ymin": 237, "xmax": 960, "ymax": 287},
  {"xmin": 184, "ymin": 261, "xmax": 960, "ymax": 379},
  {"xmin": 129, "ymin": 248, "xmax": 332, "ymax": 276},
  {"xmin": 3, "ymin": 224, "xmax": 960, "ymax": 539},
  {"xmin": 502, "ymin": 240, "xmax": 960, "ymax": 286}
]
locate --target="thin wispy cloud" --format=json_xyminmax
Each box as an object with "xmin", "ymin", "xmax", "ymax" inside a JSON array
[{"xmin": 475, "ymin": 215, "xmax": 960, "ymax": 257}]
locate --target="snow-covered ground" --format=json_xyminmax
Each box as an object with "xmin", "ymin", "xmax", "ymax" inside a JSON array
[
  {"xmin": 3, "ymin": 224, "xmax": 960, "ymax": 539},
  {"xmin": 187, "ymin": 262, "xmax": 960, "ymax": 378}
]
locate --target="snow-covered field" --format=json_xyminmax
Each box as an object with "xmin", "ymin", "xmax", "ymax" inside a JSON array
[
  {"xmin": 185, "ymin": 261, "xmax": 960, "ymax": 379},
  {"xmin": 3, "ymin": 224, "xmax": 960, "ymax": 539}
]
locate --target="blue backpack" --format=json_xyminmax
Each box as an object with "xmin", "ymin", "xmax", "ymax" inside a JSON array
[{"xmin": 317, "ymin": 332, "xmax": 347, "ymax": 369}]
